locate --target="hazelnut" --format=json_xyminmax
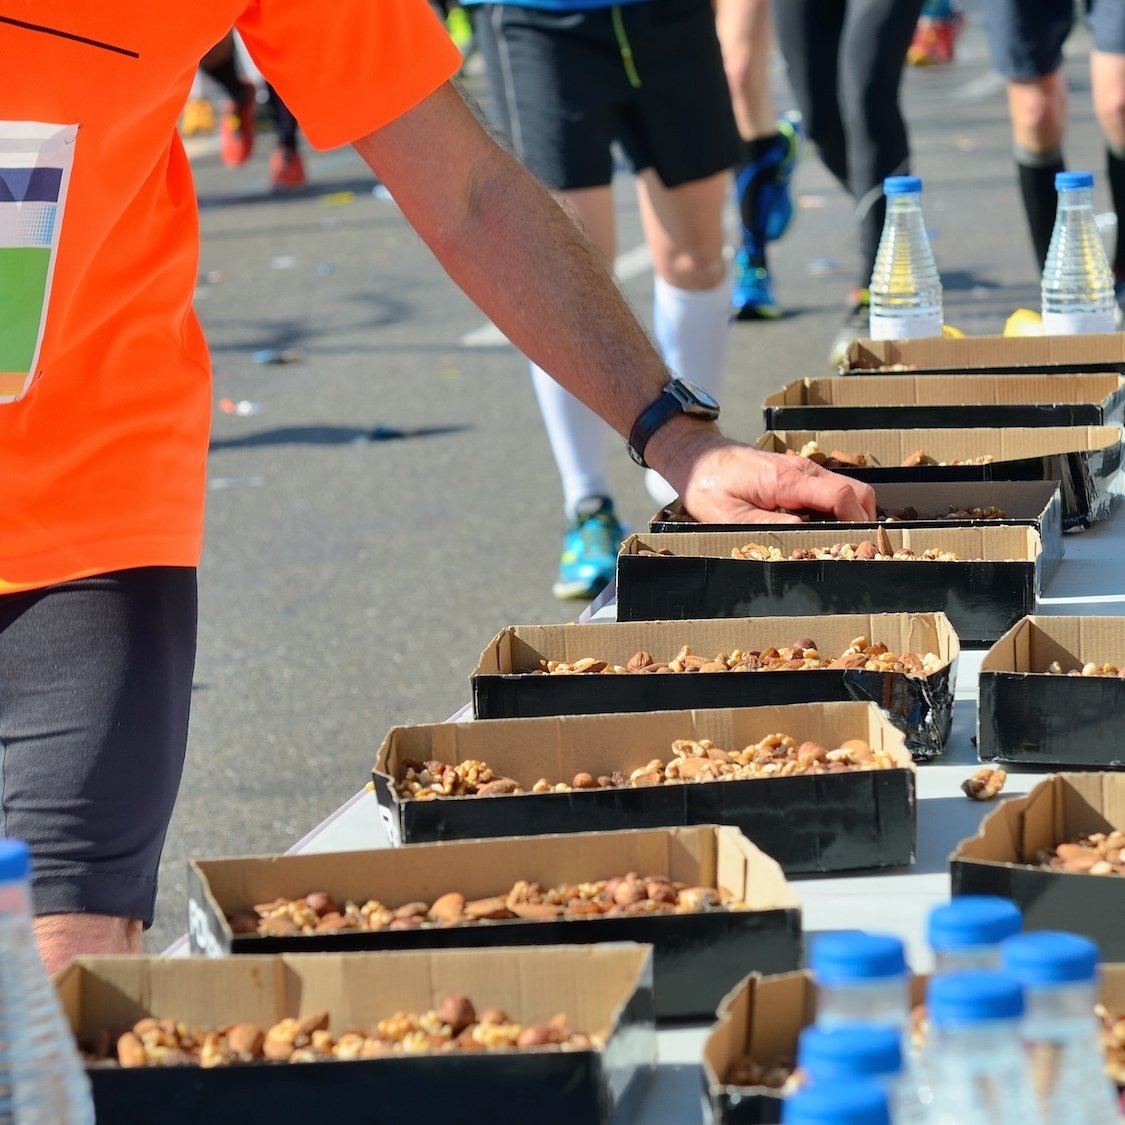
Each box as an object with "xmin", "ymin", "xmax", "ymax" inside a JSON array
[
  {"xmin": 304, "ymin": 891, "xmax": 336, "ymax": 918},
  {"xmin": 438, "ymin": 994, "xmax": 477, "ymax": 1035}
]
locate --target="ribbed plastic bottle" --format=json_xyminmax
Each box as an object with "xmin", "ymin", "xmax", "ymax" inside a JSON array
[
  {"xmin": 1000, "ymin": 931, "xmax": 1120, "ymax": 1124},
  {"xmin": 0, "ymin": 839, "xmax": 95, "ymax": 1124},
  {"xmin": 924, "ymin": 972, "xmax": 1040, "ymax": 1124},
  {"xmin": 797, "ymin": 1023, "xmax": 930, "ymax": 1124},
  {"xmin": 926, "ymin": 895, "xmax": 1022, "ymax": 972},
  {"xmin": 781, "ymin": 1079, "xmax": 891, "ymax": 1125},
  {"xmin": 812, "ymin": 932, "xmax": 912, "ymax": 1031},
  {"xmin": 1040, "ymin": 170, "xmax": 1116, "ymax": 335},
  {"xmin": 868, "ymin": 176, "xmax": 944, "ymax": 341}
]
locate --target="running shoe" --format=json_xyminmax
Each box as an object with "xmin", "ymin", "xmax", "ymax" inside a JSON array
[
  {"xmin": 219, "ymin": 82, "xmax": 258, "ymax": 167},
  {"xmin": 907, "ymin": 12, "xmax": 963, "ymax": 66},
  {"xmin": 269, "ymin": 146, "xmax": 307, "ymax": 190},
  {"xmin": 733, "ymin": 112, "xmax": 803, "ymax": 249},
  {"xmin": 553, "ymin": 496, "xmax": 625, "ymax": 600},
  {"xmin": 827, "ymin": 290, "xmax": 871, "ymax": 367},
  {"xmin": 731, "ymin": 249, "xmax": 781, "ymax": 321}
]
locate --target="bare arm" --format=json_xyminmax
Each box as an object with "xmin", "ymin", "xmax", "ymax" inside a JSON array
[{"xmin": 352, "ymin": 82, "xmax": 875, "ymax": 522}]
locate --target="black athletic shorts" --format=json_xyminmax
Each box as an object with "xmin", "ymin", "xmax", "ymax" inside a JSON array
[
  {"xmin": 472, "ymin": 0, "xmax": 742, "ymax": 191},
  {"xmin": 982, "ymin": 0, "xmax": 1125, "ymax": 80},
  {"xmin": 0, "ymin": 567, "xmax": 196, "ymax": 927}
]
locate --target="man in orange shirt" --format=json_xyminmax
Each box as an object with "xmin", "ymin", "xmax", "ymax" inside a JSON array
[{"xmin": 0, "ymin": 4, "xmax": 873, "ymax": 973}]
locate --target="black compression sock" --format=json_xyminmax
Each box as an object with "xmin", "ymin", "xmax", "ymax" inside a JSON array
[
  {"xmin": 735, "ymin": 132, "xmax": 783, "ymax": 243},
  {"xmin": 202, "ymin": 56, "xmax": 245, "ymax": 103},
  {"xmin": 1017, "ymin": 158, "xmax": 1064, "ymax": 271},
  {"xmin": 1107, "ymin": 146, "xmax": 1125, "ymax": 276}
]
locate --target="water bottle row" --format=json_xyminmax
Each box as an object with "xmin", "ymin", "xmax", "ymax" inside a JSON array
[
  {"xmin": 781, "ymin": 894, "xmax": 1123, "ymax": 1125},
  {"xmin": 868, "ymin": 171, "xmax": 1116, "ymax": 340}
]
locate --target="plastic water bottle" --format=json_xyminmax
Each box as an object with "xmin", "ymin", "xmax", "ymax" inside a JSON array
[
  {"xmin": 924, "ymin": 972, "xmax": 1039, "ymax": 1124},
  {"xmin": 1040, "ymin": 170, "xmax": 1116, "ymax": 335},
  {"xmin": 0, "ymin": 839, "xmax": 95, "ymax": 1123},
  {"xmin": 782, "ymin": 1079, "xmax": 891, "ymax": 1125},
  {"xmin": 926, "ymin": 895, "xmax": 1022, "ymax": 971},
  {"xmin": 812, "ymin": 932, "xmax": 911, "ymax": 1031},
  {"xmin": 798, "ymin": 1023, "xmax": 930, "ymax": 1124},
  {"xmin": 868, "ymin": 176, "xmax": 943, "ymax": 341},
  {"xmin": 1000, "ymin": 931, "xmax": 1120, "ymax": 1124}
]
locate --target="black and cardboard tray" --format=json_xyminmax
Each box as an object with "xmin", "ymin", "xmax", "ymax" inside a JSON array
[
  {"xmin": 55, "ymin": 944, "xmax": 655, "ymax": 1125},
  {"xmin": 471, "ymin": 613, "xmax": 959, "ymax": 759},
  {"xmin": 950, "ymin": 772, "xmax": 1125, "ymax": 961},
  {"xmin": 762, "ymin": 372, "xmax": 1125, "ymax": 431},
  {"xmin": 700, "ymin": 964, "xmax": 1125, "ymax": 1124},
  {"xmin": 648, "ymin": 480, "xmax": 1064, "ymax": 585},
  {"xmin": 979, "ymin": 616, "xmax": 1125, "ymax": 768},
  {"xmin": 755, "ymin": 426, "xmax": 1123, "ymax": 530},
  {"xmin": 615, "ymin": 527, "xmax": 1041, "ymax": 649},
  {"xmin": 187, "ymin": 824, "xmax": 799, "ymax": 1021},
  {"xmin": 371, "ymin": 701, "xmax": 916, "ymax": 876},
  {"xmin": 841, "ymin": 333, "xmax": 1125, "ymax": 375}
]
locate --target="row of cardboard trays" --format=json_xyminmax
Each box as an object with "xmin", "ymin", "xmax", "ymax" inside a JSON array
[{"xmin": 59, "ymin": 334, "xmax": 1125, "ymax": 1122}]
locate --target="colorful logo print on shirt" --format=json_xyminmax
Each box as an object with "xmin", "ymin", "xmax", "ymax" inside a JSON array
[{"xmin": 0, "ymin": 123, "xmax": 76, "ymax": 401}]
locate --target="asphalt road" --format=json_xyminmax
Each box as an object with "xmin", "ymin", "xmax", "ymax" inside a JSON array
[{"xmin": 150, "ymin": 3, "xmax": 1109, "ymax": 953}]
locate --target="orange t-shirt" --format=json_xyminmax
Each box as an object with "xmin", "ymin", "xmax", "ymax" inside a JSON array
[{"xmin": 0, "ymin": 4, "xmax": 461, "ymax": 591}]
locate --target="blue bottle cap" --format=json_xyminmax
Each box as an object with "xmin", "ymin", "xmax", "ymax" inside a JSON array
[
  {"xmin": 1001, "ymin": 931, "xmax": 1100, "ymax": 985},
  {"xmin": 782, "ymin": 1080, "xmax": 890, "ymax": 1125},
  {"xmin": 927, "ymin": 895, "xmax": 1022, "ymax": 951},
  {"xmin": 812, "ymin": 932, "xmax": 908, "ymax": 984},
  {"xmin": 884, "ymin": 175, "xmax": 922, "ymax": 195},
  {"xmin": 0, "ymin": 840, "xmax": 31, "ymax": 884},
  {"xmin": 927, "ymin": 972, "xmax": 1024, "ymax": 1024},
  {"xmin": 1056, "ymin": 170, "xmax": 1094, "ymax": 190},
  {"xmin": 797, "ymin": 1023, "xmax": 902, "ymax": 1080}
]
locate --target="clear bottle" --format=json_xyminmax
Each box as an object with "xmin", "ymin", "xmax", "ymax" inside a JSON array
[
  {"xmin": 797, "ymin": 1023, "xmax": 930, "ymax": 1125},
  {"xmin": 0, "ymin": 839, "xmax": 95, "ymax": 1124},
  {"xmin": 812, "ymin": 932, "xmax": 911, "ymax": 1032},
  {"xmin": 868, "ymin": 175, "xmax": 944, "ymax": 341},
  {"xmin": 1000, "ymin": 931, "xmax": 1120, "ymax": 1124},
  {"xmin": 1040, "ymin": 170, "xmax": 1116, "ymax": 335},
  {"xmin": 926, "ymin": 895, "xmax": 1022, "ymax": 972},
  {"xmin": 782, "ymin": 1079, "xmax": 891, "ymax": 1125},
  {"xmin": 924, "ymin": 972, "xmax": 1039, "ymax": 1125}
]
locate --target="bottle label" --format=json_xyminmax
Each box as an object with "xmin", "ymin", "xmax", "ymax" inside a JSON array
[
  {"xmin": 868, "ymin": 311, "xmax": 943, "ymax": 341},
  {"xmin": 1041, "ymin": 310, "xmax": 1116, "ymax": 335}
]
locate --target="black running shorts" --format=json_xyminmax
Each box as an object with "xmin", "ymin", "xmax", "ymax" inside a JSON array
[
  {"xmin": 472, "ymin": 0, "xmax": 742, "ymax": 191},
  {"xmin": 0, "ymin": 567, "xmax": 197, "ymax": 927},
  {"xmin": 983, "ymin": 0, "xmax": 1125, "ymax": 81}
]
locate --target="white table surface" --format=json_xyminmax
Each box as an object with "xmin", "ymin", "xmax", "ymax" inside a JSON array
[{"xmin": 171, "ymin": 510, "xmax": 1125, "ymax": 1123}]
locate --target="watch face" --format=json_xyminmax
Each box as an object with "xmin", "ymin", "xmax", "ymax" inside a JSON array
[{"xmin": 669, "ymin": 378, "xmax": 720, "ymax": 414}]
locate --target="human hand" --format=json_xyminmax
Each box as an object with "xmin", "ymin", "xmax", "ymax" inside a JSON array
[{"xmin": 653, "ymin": 430, "xmax": 876, "ymax": 524}]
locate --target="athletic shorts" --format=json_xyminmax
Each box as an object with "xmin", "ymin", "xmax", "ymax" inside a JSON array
[
  {"xmin": 472, "ymin": 0, "xmax": 742, "ymax": 191},
  {"xmin": 983, "ymin": 0, "xmax": 1125, "ymax": 80},
  {"xmin": 0, "ymin": 567, "xmax": 197, "ymax": 927}
]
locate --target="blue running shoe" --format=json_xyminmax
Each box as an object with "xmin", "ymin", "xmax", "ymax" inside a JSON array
[
  {"xmin": 731, "ymin": 248, "xmax": 780, "ymax": 322},
  {"xmin": 553, "ymin": 496, "xmax": 625, "ymax": 600},
  {"xmin": 734, "ymin": 111, "xmax": 803, "ymax": 249}
]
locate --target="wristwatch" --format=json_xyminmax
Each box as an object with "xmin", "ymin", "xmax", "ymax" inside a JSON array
[{"xmin": 626, "ymin": 378, "xmax": 720, "ymax": 468}]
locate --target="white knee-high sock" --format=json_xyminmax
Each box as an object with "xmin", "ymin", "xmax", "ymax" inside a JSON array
[
  {"xmin": 647, "ymin": 274, "xmax": 732, "ymax": 504},
  {"xmin": 530, "ymin": 363, "xmax": 613, "ymax": 520},
  {"xmin": 652, "ymin": 274, "xmax": 732, "ymax": 400}
]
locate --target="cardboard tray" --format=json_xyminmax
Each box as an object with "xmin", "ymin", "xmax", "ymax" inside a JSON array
[
  {"xmin": 701, "ymin": 965, "xmax": 1125, "ymax": 1124},
  {"xmin": 763, "ymin": 373, "xmax": 1125, "ymax": 431},
  {"xmin": 841, "ymin": 333, "xmax": 1125, "ymax": 375},
  {"xmin": 615, "ymin": 527, "xmax": 1041, "ymax": 650},
  {"xmin": 372, "ymin": 701, "xmax": 916, "ymax": 876},
  {"xmin": 186, "ymin": 825, "xmax": 800, "ymax": 1021},
  {"xmin": 648, "ymin": 480, "xmax": 1064, "ymax": 586},
  {"xmin": 55, "ymin": 945, "xmax": 655, "ymax": 1125},
  {"xmin": 979, "ymin": 616, "xmax": 1125, "ymax": 768},
  {"xmin": 950, "ymin": 773, "xmax": 1125, "ymax": 960},
  {"xmin": 471, "ymin": 613, "xmax": 960, "ymax": 759},
  {"xmin": 755, "ymin": 426, "xmax": 1123, "ymax": 530}
]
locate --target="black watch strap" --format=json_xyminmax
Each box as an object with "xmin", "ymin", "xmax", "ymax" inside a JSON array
[{"xmin": 627, "ymin": 379, "xmax": 720, "ymax": 468}]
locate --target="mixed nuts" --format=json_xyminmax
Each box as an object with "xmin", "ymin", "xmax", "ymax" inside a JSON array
[{"xmin": 1037, "ymin": 831, "xmax": 1125, "ymax": 876}]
